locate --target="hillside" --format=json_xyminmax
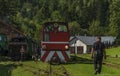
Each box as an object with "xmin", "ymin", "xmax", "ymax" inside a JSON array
[{"xmin": 0, "ymin": 0, "xmax": 120, "ymax": 41}]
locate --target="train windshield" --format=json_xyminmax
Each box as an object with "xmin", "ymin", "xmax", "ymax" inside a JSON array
[
  {"xmin": 58, "ymin": 25, "xmax": 67, "ymax": 32},
  {"xmin": 44, "ymin": 23, "xmax": 68, "ymax": 32}
]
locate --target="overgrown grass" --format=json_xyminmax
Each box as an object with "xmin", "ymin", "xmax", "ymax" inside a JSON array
[
  {"xmin": 106, "ymin": 46, "xmax": 120, "ymax": 57},
  {"xmin": 64, "ymin": 63, "xmax": 120, "ymax": 76},
  {"xmin": 64, "ymin": 53, "xmax": 120, "ymax": 76},
  {"xmin": 104, "ymin": 57, "xmax": 120, "ymax": 64},
  {"xmin": 67, "ymin": 46, "xmax": 120, "ymax": 76},
  {"xmin": 12, "ymin": 61, "xmax": 50, "ymax": 76},
  {"xmin": 0, "ymin": 59, "xmax": 120, "ymax": 76},
  {"xmin": 0, "ymin": 46, "xmax": 120, "ymax": 76},
  {"xmin": 105, "ymin": 46, "xmax": 120, "ymax": 64},
  {"xmin": 0, "ymin": 61, "xmax": 49, "ymax": 76}
]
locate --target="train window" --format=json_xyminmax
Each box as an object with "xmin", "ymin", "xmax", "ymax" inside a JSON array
[
  {"xmin": 45, "ymin": 25, "xmax": 54, "ymax": 32},
  {"xmin": 44, "ymin": 33, "xmax": 49, "ymax": 41},
  {"xmin": 58, "ymin": 25, "xmax": 67, "ymax": 32}
]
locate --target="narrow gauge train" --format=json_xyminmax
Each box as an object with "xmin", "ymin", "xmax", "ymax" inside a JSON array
[
  {"xmin": 9, "ymin": 37, "xmax": 36, "ymax": 60},
  {"xmin": 41, "ymin": 22, "xmax": 70, "ymax": 63},
  {"xmin": 0, "ymin": 33, "xmax": 36, "ymax": 60}
]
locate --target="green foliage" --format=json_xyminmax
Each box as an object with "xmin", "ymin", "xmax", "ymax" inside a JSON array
[
  {"xmin": 69, "ymin": 21, "xmax": 89, "ymax": 36},
  {"xmin": 0, "ymin": 0, "xmax": 18, "ymax": 20},
  {"xmin": 0, "ymin": 0, "xmax": 119, "ymax": 41},
  {"xmin": 89, "ymin": 20, "xmax": 102, "ymax": 35},
  {"xmin": 109, "ymin": 0, "xmax": 120, "ymax": 37},
  {"xmin": 51, "ymin": 11, "xmax": 61, "ymax": 21},
  {"xmin": 69, "ymin": 21, "xmax": 81, "ymax": 35}
]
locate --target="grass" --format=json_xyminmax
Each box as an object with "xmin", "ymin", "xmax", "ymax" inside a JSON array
[
  {"xmin": 66, "ymin": 46, "xmax": 120, "ymax": 76},
  {"xmin": 68, "ymin": 46, "xmax": 120, "ymax": 76},
  {"xmin": 64, "ymin": 63, "xmax": 120, "ymax": 76},
  {"xmin": 0, "ymin": 61, "xmax": 49, "ymax": 76},
  {"xmin": 106, "ymin": 46, "xmax": 120, "ymax": 57},
  {"xmin": 12, "ymin": 61, "xmax": 50, "ymax": 76},
  {"xmin": 0, "ymin": 46, "xmax": 120, "ymax": 76},
  {"xmin": 105, "ymin": 46, "xmax": 120, "ymax": 64},
  {"xmin": 64, "ymin": 53, "xmax": 120, "ymax": 76},
  {"xmin": 0, "ymin": 58, "xmax": 120, "ymax": 76},
  {"xmin": 104, "ymin": 57, "xmax": 120, "ymax": 64}
]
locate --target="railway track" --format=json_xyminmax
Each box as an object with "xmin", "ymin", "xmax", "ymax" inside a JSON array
[
  {"xmin": 103, "ymin": 61, "xmax": 120, "ymax": 69},
  {"xmin": 49, "ymin": 63, "xmax": 71, "ymax": 76},
  {"xmin": 14, "ymin": 62, "xmax": 71, "ymax": 76},
  {"xmin": 14, "ymin": 62, "xmax": 49, "ymax": 76}
]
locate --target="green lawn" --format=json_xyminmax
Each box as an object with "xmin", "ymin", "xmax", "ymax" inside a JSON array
[
  {"xmin": 106, "ymin": 46, "xmax": 120, "ymax": 57},
  {"xmin": 105, "ymin": 46, "xmax": 120, "ymax": 64},
  {"xmin": 0, "ymin": 61, "xmax": 49, "ymax": 76},
  {"xmin": 64, "ymin": 64, "xmax": 120, "ymax": 76},
  {"xmin": 104, "ymin": 57, "xmax": 120, "ymax": 64},
  {"xmin": 0, "ymin": 59, "xmax": 120, "ymax": 76},
  {"xmin": 1, "ymin": 60, "xmax": 120, "ymax": 76},
  {"xmin": 0, "ymin": 47, "xmax": 120, "ymax": 76},
  {"xmin": 65, "ymin": 53, "xmax": 120, "ymax": 76},
  {"xmin": 11, "ymin": 61, "xmax": 49, "ymax": 76}
]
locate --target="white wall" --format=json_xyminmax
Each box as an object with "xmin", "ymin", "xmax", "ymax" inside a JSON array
[{"xmin": 70, "ymin": 40, "xmax": 87, "ymax": 53}]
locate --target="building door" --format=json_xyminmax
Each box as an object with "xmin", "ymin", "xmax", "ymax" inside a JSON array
[
  {"xmin": 70, "ymin": 46, "xmax": 83, "ymax": 54},
  {"xmin": 77, "ymin": 46, "xmax": 83, "ymax": 54}
]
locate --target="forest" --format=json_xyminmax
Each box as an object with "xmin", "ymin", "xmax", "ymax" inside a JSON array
[{"xmin": 0, "ymin": 0, "xmax": 120, "ymax": 41}]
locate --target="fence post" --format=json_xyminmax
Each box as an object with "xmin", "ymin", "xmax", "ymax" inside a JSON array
[{"xmin": 49, "ymin": 63, "xmax": 52, "ymax": 76}]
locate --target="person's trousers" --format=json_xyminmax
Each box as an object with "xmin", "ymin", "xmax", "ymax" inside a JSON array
[{"xmin": 94, "ymin": 55, "xmax": 103, "ymax": 73}]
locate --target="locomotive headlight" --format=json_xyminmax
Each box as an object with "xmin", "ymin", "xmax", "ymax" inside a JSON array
[
  {"xmin": 42, "ymin": 45, "xmax": 47, "ymax": 50},
  {"xmin": 65, "ymin": 45, "xmax": 69, "ymax": 50}
]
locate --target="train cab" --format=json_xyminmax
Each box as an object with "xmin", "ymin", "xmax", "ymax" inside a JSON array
[{"xmin": 41, "ymin": 22, "xmax": 70, "ymax": 62}]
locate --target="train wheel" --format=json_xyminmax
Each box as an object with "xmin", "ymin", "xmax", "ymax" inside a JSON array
[{"xmin": 50, "ymin": 56, "xmax": 61, "ymax": 65}]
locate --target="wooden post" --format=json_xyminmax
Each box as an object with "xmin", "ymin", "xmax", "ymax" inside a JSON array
[{"xmin": 49, "ymin": 63, "xmax": 52, "ymax": 76}]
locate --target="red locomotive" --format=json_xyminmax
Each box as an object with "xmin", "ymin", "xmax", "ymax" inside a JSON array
[{"xmin": 41, "ymin": 22, "xmax": 70, "ymax": 62}]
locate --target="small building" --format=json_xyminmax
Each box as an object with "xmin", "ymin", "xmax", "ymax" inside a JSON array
[
  {"xmin": 69, "ymin": 36, "xmax": 116, "ymax": 54},
  {"xmin": 0, "ymin": 20, "xmax": 37, "ymax": 59},
  {"xmin": 0, "ymin": 20, "xmax": 25, "ymax": 40}
]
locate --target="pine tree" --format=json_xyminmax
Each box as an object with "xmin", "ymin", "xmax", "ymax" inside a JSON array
[{"xmin": 109, "ymin": 0, "xmax": 120, "ymax": 37}]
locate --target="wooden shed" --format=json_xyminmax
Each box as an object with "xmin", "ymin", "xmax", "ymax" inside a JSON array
[{"xmin": 0, "ymin": 20, "xmax": 25, "ymax": 40}]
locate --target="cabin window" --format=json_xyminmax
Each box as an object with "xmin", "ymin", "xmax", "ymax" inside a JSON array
[
  {"xmin": 44, "ymin": 24, "xmax": 67, "ymax": 32},
  {"xmin": 58, "ymin": 25, "xmax": 67, "ymax": 32},
  {"xmin": 43, "ymin": 23, "xmax": 68, "ymax": 41},
  {"xmin": 44, "ymin": 33, "xmax": 49, "ymax": 41},
  {"xmin": 44, "ymin": 26, "xmax": 52, "ymax": 41},
  {"xmin": 45, "ymin": 25, "xmax": 54, "ymax": 32}
]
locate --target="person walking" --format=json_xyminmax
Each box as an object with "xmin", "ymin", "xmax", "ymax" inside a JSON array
[
  {"xmin": 37, "ymin": 46, "xmax": 41, "ymax": 60},
  {"xmin": 20, "ymin": 45, "xmax": 25, "ymax": 61},
  {"xmin": 91, "ymin": 36, "xmax": 106, "ymax": 75}
]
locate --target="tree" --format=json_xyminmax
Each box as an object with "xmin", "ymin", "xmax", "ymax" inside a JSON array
[
  {"xmin": 0, "ymin": 0, "xmax": 18, "ymax": 20},
  {"xmin": 51, "ymin": 11, "xmax": 62, "ymax": 21},
  {"xmin": 89, "ymin": 20, "xmax": 102, "ymax": 36},
  {"xmin": 109, "ymin": 0, "xmax": 120, "ymax": 44},
  {"xmin": 0, "ymin": 0, "xmax": 112, "ymax": 41},
  {"xmin": 109, "ymin": 0, "xmax": 120, "ymax": 37}
]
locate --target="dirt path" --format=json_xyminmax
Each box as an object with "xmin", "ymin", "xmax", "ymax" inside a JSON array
[{"xmin": 103, "ymin": 61, "xmax": 120, "ymax": 69}]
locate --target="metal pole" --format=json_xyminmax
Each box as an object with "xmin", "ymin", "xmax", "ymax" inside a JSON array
[
  {"xmin": 74, "ymin": 40, "xmax": 77, "ymax": 60},
  {"xmin": 49, "ymin": 63, "xmax": 52, "ymax": 76},
  {"xmin": 75, "ymin": 43, "xmax": 77, "ymax": 55}
]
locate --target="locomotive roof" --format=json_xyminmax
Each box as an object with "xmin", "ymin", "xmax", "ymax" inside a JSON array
[{"xmin": 43, "ymin": 22, "xmax": 68, "ymax": 26}]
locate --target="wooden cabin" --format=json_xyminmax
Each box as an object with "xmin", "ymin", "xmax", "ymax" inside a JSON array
[{"xmin": 0, "ymin": 20, "xmax": 25, "ymax": 40}]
